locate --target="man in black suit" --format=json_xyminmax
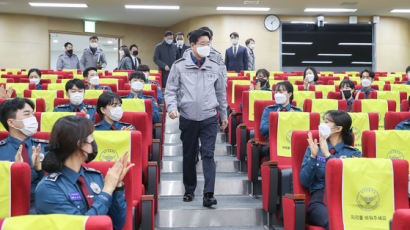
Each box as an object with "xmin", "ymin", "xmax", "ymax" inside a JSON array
[
  {"xmin": 225, "ymin": 32, "xmax": 248, "ymax": 73},
  {"xmin": 175, "ymin": 32, "xmax": 190, "ymax": 60},
  {"xmin": 129, "ymin": 44, "xmax": 142, "ymax": 70}
]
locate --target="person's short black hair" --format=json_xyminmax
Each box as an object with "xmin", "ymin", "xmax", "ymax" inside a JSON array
[
  {"xmin": 325, "ymin": 110, "xmax": 354, "ymax": 146},
  {"xmin": 339, "ymin": 79, "xmax": 355, "ymax": 90},
  {"xmin": 256, "ymin": 69, "xmax": 269, "ymax": 78},
  {"xmin": 360, "ymin": 69, "xmax": 375, "ymax": 79},
  {"xmin": 97, "ymin": 92, "xmax": 122, "ymax": 120},
  {"xmin": 129, "ymin": 44, "xmax": 138, "ymax": 50},
  {"xmin": 198, "ymin": 26, "xmax": 213, "ymax": 37},
  {"xmin": 137, "ymin": 64, "xmax": 150, "ymax": 72},
  {"xmin": 189, "ymin": 29, "xmax": 211, "ymax": 44},
  {"xmin": 83, "ymin": 67, "xmax": 98, "ymax": 78},
  {"xmin": 176, "ymin": 32, "xmax": 184, "ymax": 37},
  {"xmin": 28, "ymin": 68, "xmax": 41, "ymax": 78},
  {"xmin": 89, "ymin": 36, "xmax": 99, "ymax": 40},
  {"xmin": 64, "ymin": 42, "xmax": 73, "ymax": 48},
  {"xmin": 0, "ymin": 98, "xmax": 35, "ymax": 131},
  {"xmin": 230, "ymin": 32, "xmax": 239, "ymax": 38},
  {"xmin": 129, "ymin": 71, "xmax": 146, "ymax": 82},
  {"xmin": 164, "ymin": 31, "xmax": 174, "ymax": 37},
  {"xmin": 303, "ymin": 66, "xmax": 319, "ymax": 82},
  {"xmin": 245, "ymin": 38, "xmax": 255, "ymax": 46},
  {"xmin": 65, "ymin": 79, "xmax": 85, "ymax": 92},
  {"xmin": 275, "ymin": 81, "xmax": 294, "ymax": 103},
  {"xmin": 406, "ymin": 66, "xmax": 410, "ymax": 73}
]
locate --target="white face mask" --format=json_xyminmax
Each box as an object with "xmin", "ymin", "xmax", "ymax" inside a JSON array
[
  {"xmin": 196, "ymin": 45, "xmax": 211, "ymax": 58},
  {"xmin": 90, "ymin": 42, "xmax": 98, "ymax": 48},
  {"xmin": 108, "ymin": 106, "xmax": 123, "ymax": 122},
  {"xmin": 361, "ymin": 78, "xmax": 371, "ymax": 88},
  {"xmin": 176, "ymin": 40, "xmax": 184, "ymax": 47},
  {"xmin": 307, "ymin": 73, "xmax": 315, "ymax": 82},
  {"xmin": 165, "ymin": 39, "xmax": 173, "ymax": 45},
  {"xmin": 249, "ymin": 44, "xmax": 255, "ymax": 50},
  {"xmin": 119, "ymin": 50, "xmax": 124, "ymax": 56},
  {"xmin": 69, "ymin": 92, "xmax": 84, "ymax": 106},
  {"xmin": 274, "ymin": 93, "xmax": 287, "ymax": 105},
  {"xmin": 408, "ymin": 73, "xmax": 410, "ymax": 78},
  {"xmin": 318, "ymin": 123, "xmax": 332, "ymax": 140},
  {"xmin": 131, "ymin": 81, "xmax": 144, "ymax": 92},
  {"xmin": 14, "ymin": 116, "xmax": 38, "ymax": 137},
  {"xmin": 89, "ymin": 77, "xmax": 100, "ymax": 86},
  {"xmin": 231, "ymin": 39, "xmax": 238, "ymax": 45},
  {"xmin": 30, "ymin": 78, "xmax": 41, "ymax": 85}
]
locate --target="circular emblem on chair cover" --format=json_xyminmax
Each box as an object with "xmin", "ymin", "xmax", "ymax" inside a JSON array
[
  {"xmin": 356, "ymin": 187, "xmax": 380, "ymax": 211},
  {"xmin": 387, "ymin": 150, "xmax": 404, "ymax": 160},
  {"xmin": 99, "ymin": 149, "xmax": 119, "ymax": 161}
]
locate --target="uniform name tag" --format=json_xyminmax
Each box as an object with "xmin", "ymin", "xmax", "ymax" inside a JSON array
[
  {"xmin": 317, "ymin": 156, "xmax": 326, "ymax": 163},
  {"xmin": 69, "ymin": 192, "xmax": 82, "ymax": 201}
]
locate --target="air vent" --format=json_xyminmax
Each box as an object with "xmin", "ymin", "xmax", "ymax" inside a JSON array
[{"xmin": 243, "ymin": 0, "xmax": 261, "ymax": 5}]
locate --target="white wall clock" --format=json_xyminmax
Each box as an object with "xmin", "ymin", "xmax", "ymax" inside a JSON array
[{"xmin": 264, "ymin": 14, "xmax": 280, "ymax": 32}]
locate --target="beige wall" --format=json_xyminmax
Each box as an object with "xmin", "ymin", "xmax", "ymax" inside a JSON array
[
  {"xmin": 0, "ymin": 13, "xmax": 409, "ymax": 72},
  {"xmin": 0, "ymin": 13, "xmax": 165, "ymax": 69},
  {"xmin": 170, "ymin": 15, "xmax": 410, "ymax": 72}
]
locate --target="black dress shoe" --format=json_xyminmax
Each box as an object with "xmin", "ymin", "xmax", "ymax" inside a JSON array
[
  {"xmin": 203, "ymin": 192, "xmax": 217, "ymax": 207},
  {"xmin": 183, "ymin": 192, "xmax": 195, "ymax": 202}
]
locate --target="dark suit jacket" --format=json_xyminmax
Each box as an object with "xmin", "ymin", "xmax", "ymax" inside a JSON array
[
  {"xmin": 153, "ymin": 41, "xmax": 177, "ymax": 70},
  {"xmin": 225, "ymin": 45, "xmax": 248, "ymax": 73},
  {"xmin": 176, "ymin": 44, "xmax": 190, "ymax": 60},
  {"xmin": 131, "ymin": 56, "xmax": 142, "ymax": 70}
]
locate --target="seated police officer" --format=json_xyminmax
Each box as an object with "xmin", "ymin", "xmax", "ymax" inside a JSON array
[
  {"xmin": 340, "ymin": 79, "xmax": 356, "ymax": 112},
  {"xmin": 300, "ymin": 110, "xmax": 361, "ymax": 230},
  {"xmin": 260, "ymin": 81, "xmax": 302, "ymax": 139},
  {"xmin": 95, "ymin": 92, "xmax": 135, "ymax": 131},
  {"xmin": 356, "ymin": 69, "xmax": 376, "ymax": 99},
  {"xmin": 0, "ymin": 98, "xmax": 48, "ymax": 207},
  {"xmin": 53, "ymin": 79, "xmax": 97, "ymax": 123},
  {"xmin": 122, "ymin": 71, "xmax": 160, "ymax": 124},
  {"xmin": 83, "ymin": 67, "xmax": 112, "ymax": 91},
  {"xmin": 250, "ymin": 68, "xmax": 271, "ymax": 91},
  {"xmin": 35, "ymin": 116, "xmax": 132, "ymax": 230},
  {"xmin": 137, "ymin": 64, "xmax": 163, "ymax": 104},
  {"xmin": 28, "ymin": 68, "xmax": 43, "ymax": 90}
]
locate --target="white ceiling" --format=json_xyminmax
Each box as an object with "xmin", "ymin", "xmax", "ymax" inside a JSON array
[{"xmin": 0, "ymin": 0, "xmax": 409, "ymax": 27}]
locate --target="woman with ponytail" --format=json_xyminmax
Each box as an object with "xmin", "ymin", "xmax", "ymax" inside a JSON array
[
  {"xmin": 299, "ymin": 110, "xmax": 361, "ymax": 230},
  {"xmin": 35, "ymin": 116, "xmax": 133, "ymax": 230}
]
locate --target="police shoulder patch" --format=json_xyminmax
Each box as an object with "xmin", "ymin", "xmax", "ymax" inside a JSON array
[
  {"xmin": 85, "ymin": 104, "xmax": 95, "ymax": 109},
  {"xmin": 32, "ymin": 138, "xmax": 49, "ymax": 144},
  {"xmin": 83, "ymin": 167, "xmax": 101, "ymax": 174},
  {"xmin": 45, "ymin": 172, "xmax": 62, "ymax": 182}
]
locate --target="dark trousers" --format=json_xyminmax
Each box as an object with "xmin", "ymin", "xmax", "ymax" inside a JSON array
[
  {"xmin": 162, "ymin": 70, "xmax": 169, "ymax": 88},
  {"xmin": 179, "ymin": 115, "xmax": 218, "ymax": 194},
  {"xmin": 307, "ymin": 190, "xmax": 329, "ymax": 230}
]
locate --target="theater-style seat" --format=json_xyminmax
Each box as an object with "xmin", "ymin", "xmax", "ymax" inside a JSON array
[
  {"xmin": 362, "ymin": 130, "xmax": 410, "ymax": 162},
  {"xmin": 34, "ymin": 112, "xmax": 86, "ymax": 132},
  {"xmin": 326, "ymin": 158, "xmax": 408, "ymax": 230},
  {"xmin": 0, "ymin": 215, "xmax": 113, "ymax": 230},
  {"xmin": 0, "ymin": 162, "xmax": 31, "ymax": 218},
  {"xmin": 401, "ymin": 99, "xmax": 409, "ymax": 112},
  {"xmin": 303, "ymin": 99, "xmax": 347, "ymax": 113},
  {"xmin": 227, "ymin": 84, "xmax": 250, "ymax": 148},
  {"xmin": 116, "ymin": 89, "xmax": 157, "ymax": 100},
  {"xmin": 0, "ymin": 98, "xmax": 45, "ymax": 112},
  {"xmin": 369, "ymin": 91, "xmax": 407, "ymax": 112},
  {"xmin": 261, "ymin": 114, "xmax": 319, "ymax": 229},
  {"xmin": 392, "ymin": 209, "xmax": 410, "ymax": 230},
  {"xmin": 384, "ymin": 112, "xmax": 410, "ymax": 130},
  {"xmin": 24, "ymin": 90, "xmax": 65, "ymax": 112},
  {"xmin": 327, "ymin": 91, "xmax": 365, "ymax": 100},
  {"xmin": 85, "ymin": 161, "xmax": 154, "ymax": 230},
  {"xmin": 53, "ymin": 98, "xmax": 98, "ymax": 107},
  {"xmin": 352, "ymin": 99, "xmax": 396, "ymax": 129}
]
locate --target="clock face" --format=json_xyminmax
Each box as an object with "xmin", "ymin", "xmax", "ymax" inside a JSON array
[{"xmin": 264, "ymin": 15, "xmax": 280, "ymax": 31}]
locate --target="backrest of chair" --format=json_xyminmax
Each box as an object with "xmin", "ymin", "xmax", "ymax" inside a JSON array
[
  {"xmin": 87, "ymin": 161, "xmax": 135, "ymax": 230},
  {"xmin": 291, "ymin": 130, "xmax": 319, "ymax": 208},
  {"xmin": 401, "ymin": 100, "xmax": 409, "ymax": 112},
  {"xmin": 303, "ymin": 99, "xmax": 347, "ymax": 113},
  {"xmin": 35, "ymin": 112, "xmax": 86, "ymax": 132},
  {"xmin": 392, "ymin": 209, "xmax": 410, "ymax": 230},
  {"xmin": 242, "ymin": 90, "xmax": 273, "ymax": 127},
  {"xmin": 353, "ymin": 99, "xmax": 396, "ymax": 129},
  {"xmin": 370, "ymin": 91, "xmax": 407, "ymax": 112},
  {"xmin": 326, "ymin": 158, "xmax": 409, "ymax": 230},
  {"xmin": 31, "ymin": 98, "xmax": 46, "ymax": 112},
  {"xmin": 269, "ymin": 112, "xmax": 320, "ymax": 165},
  {"xmin": 254, "ymin": 100, "xmax": 276, "ymax": 142},
  {"xmin": 232, "ymin": 84, "xmax": 250, "ymax": 112},
  {"xmin": 385, "ymin": 112, "xmax": 410, "ymax": 130},
  {"xmin": 0, "ymin": 162, "xmax": 31, "ymax": 218}
]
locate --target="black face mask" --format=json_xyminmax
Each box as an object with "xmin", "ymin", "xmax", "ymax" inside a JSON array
[
  {"xmin": 132, "ymin": 50, "xmax": 138, "ymax": 56},
  {"xmin": 256, "ymin": 78, "xmax": 268, "ymax": 87},
  {"xmin": 85, "ymin": 140, "xmax": 98, "ymax": 163},
  {"xmin": 342, "ymin": 90, "xmax": 352, "ymax": 99},
  {"xmin": 67, "ymin": 50, "xmax": 73, "ymax": 55}
]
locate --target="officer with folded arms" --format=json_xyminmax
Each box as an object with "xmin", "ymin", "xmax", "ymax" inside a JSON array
[{"xmin": 165, "ymin": 29, "xmax": 228, "ymax": 207}]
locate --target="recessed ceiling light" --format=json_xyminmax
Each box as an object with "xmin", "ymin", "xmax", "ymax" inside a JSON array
[
  {"xmin": 107, "ymin": 41, "xmax": 113, "ymax": 44},
  {"xmin": 318, "ymin": 53, "xmax": 352, "ymax": 56},
  {"xmin": 290, "ymin": 21, "xmax": 315, "ymax": 24},
  {"xmin": 282, "ymin": 42, "xmax": 313, "ymax": 45},
  {"xmin": 391, "ymin": 9, "xmax": 410, "ymax": 13},
  {"xmin": 124, "ymin": 5, "xmax": 180, "ymax": 10},
  {"xmin": 302, "ymin": 61, "xmax": 333, "ymax": 64},
  {"xmin": 352, "ymin": 61, "xmax": 372, "ymax": 64},
  {"xmin": 53, "ymin": 39, "xmax": 59, "ymax": 43},
  {"xmin": 29, "ymin": 2, "xmax": 88, "ymax": 8},
  {"xmin": 304, "ymin": 8, "xmax": 357, "ymax": 12},
  {"xmin": 338, "ymin": 42, "xmax": 372, "ymax": 46},
  {"xmin": 282, "ymin": 53, "xmax": 296, "ymax": 55},
  {"xmin": 216, "ymin": 6, "xmax": 270, "ymax": 11}
]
